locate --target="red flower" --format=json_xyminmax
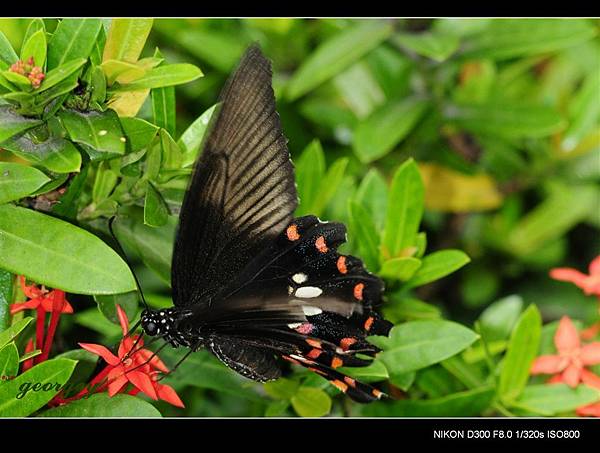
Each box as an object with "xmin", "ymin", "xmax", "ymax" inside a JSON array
[
  {"xmin": 10, "ymin": 276, "xmax": 73, "ymax": 364},
  {"xmin": 9, "ymin": 56, "xmax": 45, "ymax": 89},
  {"xmin": 531, "ymin": 316, "xmax": 600, "ymax": 387},
  {"xmin": 78, "ymin": 305, "xmax": 184, "ymax": 408},
  {"xmin": 550, "ymin": 256, "xmax": 600, "ymax": 297},
  {"xmin": 577, "ymin": 402, "xmax": 600, "ymax": 417}
]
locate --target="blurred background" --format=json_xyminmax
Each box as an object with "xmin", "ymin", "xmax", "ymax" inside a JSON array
[{"xmin": 1, "ymin": 18, "xmax": 598, "ymax": 416}]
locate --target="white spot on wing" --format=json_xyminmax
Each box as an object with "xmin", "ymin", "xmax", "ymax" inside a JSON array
[
  {"xmin": 287, "ymin": 322, "xmax": 302, "ymax": 329},
  {"xmin": 302, "ymin": 306, "xmax": 323, "ymax": 316},
  {"xmin": 295, "ymin": 286, "xmax": 323, "ymax": 298},
  {"xmin": 292, "ymin": 273, "xmax": 308, "ymax": 284}
]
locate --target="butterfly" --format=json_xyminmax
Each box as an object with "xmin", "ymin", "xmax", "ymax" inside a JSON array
[{"xmin": 138, "ymin": 45, "xmax": 392, "ymax": 403}]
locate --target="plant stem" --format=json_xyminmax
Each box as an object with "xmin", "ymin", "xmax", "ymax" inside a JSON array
[{"xmin": 40, "ymin": 311, "xmax": 60, "ymax": 362}]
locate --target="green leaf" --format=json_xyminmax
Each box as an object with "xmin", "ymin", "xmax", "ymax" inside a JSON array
[
  {"xmin": 0, "ymin": 342, "xmax": 19, "ymax": 381},
  {"xmin": 463, "ymin": 19, "xmax": 597, "ymax": 60},
  {"xmin": 120, "ymin": 117, "xmax": 159, "ymax": 152},
  {"xmin": 290, "ymin": 387, "xmax": 332, "ymax": 417},
  {"xmin": 0, "ymin": 204, "xmax": 136, "ymax": 295},
  {"xmin": 0, "ymin": 105, "xmax": 43, "ymax": 143},
  {"xmin": 506, "ymin": 184, "xmax": 598, "ymax": 256},
  {"xmin": 561, "ymin": 71, "xmax": 600, "ymax": 152},
  {"xmin": 0, "ymin": 358, "xmax": 76, "ymax": 416},
  {"xmin": 479, "ymin": 295, "xmax": 523, "ymax": 342},
  {"xmin": 392, "ymin": 31, "xmax": 459, "ymax": 62},
  {"xmin": 74, "ymin": 308, "xmax": 122, "ymax": 337},
  {"xmin": 286, "ymin": 20, "xmax": 394, "ymax": 101},
  {"xmin": 112, "ymin": 210, "xmax": 175, "ymax": 284},
  {"xmin": 92, "ymin": 161, "xmax": 118, "ymax": 204},
  {"xmin": 39, "ymin": 58, "xmax": 86, "ymax": 92},
  {"xmin": 47, "ymin": 19, "xmax": 103, "ymax": 70},
  {"xmin": 382, "ymin": 159, "xmax": 424, "ymax": 259},
  {"xmin": 339, "ymin": 359, "xmax": 390, "ymax": 383},
  {"xmin": 383, "ymin": 296, "xmax": 441, "ymax": 322},
  {"xmin": 0, "ymin": 270, "xmax": 12, "ymax": 331},
  {"xmin": 160, "ymin": 348, "xmax": 262, "ymax": 402},
  {"xmin": 379, "ymin": 257, "xmax": 421, "ymax": 281},
  {"xmin": 0, "ymin": 317, "xmax": 33, "ymax": 350},
  {"xmin": 265, "ymin": 400, "xmax": 290, "ymax": 417},
  {"xmin": 0, "ymin": 162, "xmax": 50, "ymax": 204},
  {"xmin": 498, "ymin": 304, "xmax": 542, "ymax": 404},
  {"xmin": 114, "ymin": 64, "xmax": 202, "ymax": 91},
  {"xmin": 0, "ymin": 31, "xmax": 18, "ymax": 66},
  {"xmin": 371, "ymin": 320, "xmax": 479, "ymax": 374},
  {"xmin": 38, "ymin": 392, "xmax": 162, "ymax": 417},
  {"xmin": 144, "ymin": 183, "xmax": 169, "ymax": 227},
  {"xmin": 51, "ymin": 167, "xmax": 88, "ymax": 219},
  {"xmin": 20, "ymin": 28, "xmax": 46, "ymax": 68},
  {"xmin": 103, "ymin": 19, "xmax": 153, "ymax": 63},
  {"xmin": 348, "ymin": 200, "xmax": 380, "ymax": 272},
  {"xmin": 355, "ymin": 168, "xmax": 387, "ymax": 230},
  {"xmin": 295, "ymin": 140, "xmax": 325, "ymax": 216},
  {"xmin": 264, "ymin": 377, "xmax": 300, "ymax": 400},
  {"xmin": 178, "ymin": 104, "xmax": 217, "ymax": 167},
  {"xmin": 22, "ymin": 19, "xmax": 46, "ymax": 48},
  {"xmin": 1, "ymin": 70, "xmax": 32, "ymax": 90},
  {"xmin": 94, "ymin": 291, "xmax": 138, "ymax": 325},
  {"xmin": 513, "ymin": 384, "xmax": 600, "ymax": 416},
  {"xmin": 353, "ymin": 98, "xmax": 428, "ymax": 163},
  {"xmin": 2, "ymin": 126, "xmax": 82, "ymax": 174},
  {"xmin": 389, "ymin": 371, "xmax": 416, "ymax": 391},
  {"xmin": 445, "ymin": 102, "xmax": 566, "ymax": 139},
  {"xmin": 59, "ymin": 109, "xmax": 126, "ymax": 156},
  {"xmin": 173, "ymin": 28, "xmax": 246, "ymax": 72},
  {"xmin": 363, "ymin": 387, "xmax": 495, "ymax": 417},
  {"xmin": 312, "ymin": 158, "xmax": 349, "ymax": 217},
  {"xmin": 405, "ymin": 250, "xmax": 471, "ymax": 288},
  {"xmin": 151, "ymin": 84, "xmax": 175, "ymax": 138}
]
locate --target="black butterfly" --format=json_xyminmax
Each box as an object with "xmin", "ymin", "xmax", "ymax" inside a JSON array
[{"xmin": 139, "ymin": 45, "xmax": 392, "ymax": 403}]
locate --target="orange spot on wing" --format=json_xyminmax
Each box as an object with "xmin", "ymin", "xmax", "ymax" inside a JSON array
[
  {"xmin": 315, "ymin": 236, "xmax": 328, "ymax": 253},
  {"xmin": 337, "ymin": 256, "xmax": 348, "ymax": 274},
  {"xmin": 340, "ymin": 337, "xmax": 357, "ymax": 351},
  {"xmin": 353, "ymin": 283, "xmax": 364, "ymax": 301},
  {"xmin": 372, "ymin": 389, "xmax": 384, "ymax": 399},
  {"xmin": 364, "ymin": 316, "xmax": 374, "ymax": 332},
  {"xmin": 344, "ymin": 376, "xmax": 356, "ymax": 388},
  {"xmin": 306, "ymin": 338, "xmax": 322, "ymax": 348},
  {"xmin": 286, "ymin": 224, "xmax": 300, "ymax": 241},
  {"xmin": 307, "ymin": 348, "xmax": 322, "ymax": 359},
  {"xmin": 331, "ymin": 357, "xmax": 343, "ymax": 368},
  {"xmin": 331, "ymin": 379, "xmax": 349, "ymax": 393}
]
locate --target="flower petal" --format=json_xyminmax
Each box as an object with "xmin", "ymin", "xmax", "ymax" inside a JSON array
[
  {"xmin": 107, "ymin": 368, "xmax": 128, "ymax": 396},
  {"xmin": 550, "ymin": 268, "xmax": 589, "ymax": 288},
  {"xmin": 116, "ymin": 305, "xmax": 129, "ymax": 336},
  {"xmin": 581, "ymin": 369, "xmax": 600, "ymax": 390},
  {"xmin": 555, "ymin": 316, "xmax": 581, "ymax": 353},
  {"xmin": 561, "ymin": 363, "xmax": 582, "ymax": 387},
  {"xmin": 128, "ymin": 370, "xmax": 158, "ymax": 400},
  {"xmin": 547, "ymin": 374, "xmax": 563, "ymax": 384},
  {"xmin": 530, "ymin": 355, "xmax": 567, "ymax": 374},
  {"xmin": 155, "ymin": 382, "xmax": 185, "ymax": 408},
  {"xmin": 137, "ymin": 348, "xmax": 170, "ymax": 373},
  {"xmin": 19, "ymin": 275, "xmax": 43, "ymax": 299},
  {"xmin": 79, "ymin": 343, "xmax": 120, "ymax": 366},
  {"xmin": 10, "ymin": 298, "xmax": 42, "ymax": 314},
  {"xmin": 581, "ymin": 323, "xmax": 600, "ymax": 341},
  {"xmin": 576, "ymin": 402, "xmax": 600, "ymax": 417},
  {"xmin": 581, "ymin": 342, "xmax": 600, "ymax": 365},
  {"xmin": 589, "ymin": 256, "xmax": 600, "ymax": 276}
]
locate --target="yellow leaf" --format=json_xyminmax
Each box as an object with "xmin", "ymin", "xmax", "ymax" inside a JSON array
[{"xmin": 418, "ymin": 162, "xmax": 503, "ymax": 212}]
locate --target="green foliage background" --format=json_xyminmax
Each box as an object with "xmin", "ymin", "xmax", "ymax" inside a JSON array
[{"xmin": 0, "ymin": 18, "xmax": 598, "ymax": 417}]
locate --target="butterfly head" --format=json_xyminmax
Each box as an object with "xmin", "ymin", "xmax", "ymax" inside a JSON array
[{"xmin": 140, "ymin": 308, "xmax": 198, "ymax": 347}]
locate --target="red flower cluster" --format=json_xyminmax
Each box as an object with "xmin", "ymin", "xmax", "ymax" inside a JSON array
[
  {"xmin": 11, "ymin": 276, "xmax": 73, "ymax": 369},
  {"xmin": 71, "ymin": 305, "xmax": 184, "ymax": 408},
  {"xmin": 9, "ymin": 56, "xmax": 45, "ymax": 88}
]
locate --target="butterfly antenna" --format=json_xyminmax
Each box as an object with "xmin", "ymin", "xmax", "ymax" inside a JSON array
[{"xmin": 108, "ymin": 216, "xmax": 150, "ymax": 311}]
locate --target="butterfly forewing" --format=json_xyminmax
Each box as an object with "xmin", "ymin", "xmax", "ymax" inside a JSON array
[{"xmin": 172, "ymin": 45, "xmax": 297, "ymax": 308}]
